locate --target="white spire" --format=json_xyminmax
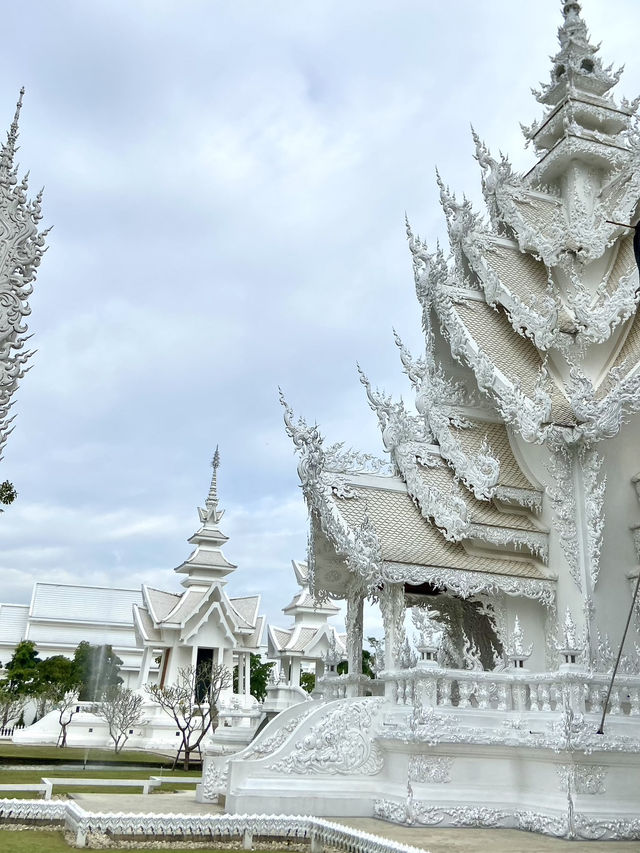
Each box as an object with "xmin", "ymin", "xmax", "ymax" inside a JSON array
[{"xmin": 205, "ymin": 445, "xmax": 221, "ymax": 515}]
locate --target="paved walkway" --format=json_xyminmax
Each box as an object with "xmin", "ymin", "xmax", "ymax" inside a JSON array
[{"xmin": 70, "ymin": 794, "xmax": 640, "ymax": 852}]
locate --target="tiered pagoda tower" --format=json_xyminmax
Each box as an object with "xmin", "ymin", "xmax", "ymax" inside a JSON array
[
  {"xmin": 207, "ymin": 4, "xmax": 640, "ymax": 838},
  {"xmin": 133, "ymin": 450, "xmax": 265, "ymax": 702}
]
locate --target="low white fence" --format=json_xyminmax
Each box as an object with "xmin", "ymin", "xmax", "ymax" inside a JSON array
[
  {"xmin": 0, "ymin": 799, "xmax": 427, "ymax": 853},
  {"xmin": 383, "ymin": 667, "xmax": 640, "ymax": 716}
]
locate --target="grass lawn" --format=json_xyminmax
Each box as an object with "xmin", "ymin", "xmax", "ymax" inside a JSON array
[
  {"xmin": 0, "ymin": 829, "xmax": 280, "ymax": 852},
  {"xmin": 0, "ymin": 766, "xmax": 200, "ymax": 796},
  {"xmin": 0, "ymin": 743, "xmax": 175, "ymax": 765}
]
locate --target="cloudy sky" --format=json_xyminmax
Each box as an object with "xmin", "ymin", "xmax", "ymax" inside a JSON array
[{"xmin": 0, "ymin": 0, "xmax": 637, "ymax": 637}]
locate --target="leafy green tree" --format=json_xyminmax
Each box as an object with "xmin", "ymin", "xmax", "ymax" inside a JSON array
[
  {"xmin": 362, "ymin": 649, "xmax": 375, "ymax": 678},
  {"xmin": 300, "ymin": 672, "xmax": 316, "ymax": 693},
  {"xmin": 34, "ymin": 656, "xmax": 81, "ymax": 720},
  {"xmin": 4, "ymin": 640, "xmax": 41, "ymax": 695},
  {"xmin": 333, "ymin": 649, "xmax": 376, "ymax": 677},
  {"xmin": 73, "ymin": 642, "xmax": 123, "ymax": 701},
  {"xmin": 232, "ymin": 654, "xmax": 274, "ymax": 702},
  {"xmin": 248, "ymin": 654, "xmax": 273, "ymax": 702},
  {"xmin": 0, "ymin": 480, "xmax": 17, "ymax": 505}
]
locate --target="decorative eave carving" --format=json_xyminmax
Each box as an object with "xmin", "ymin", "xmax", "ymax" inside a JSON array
[
  {"xmin": 472, "ymin": 132, "xmax": 640, "ymax": 341},
  {"xmin": 415, "ymin": 235, "xmax": 640, "ymax": 449},
  {"xmin": 280, "ymin": 391, "xmax": 384, "ymax": 592},
  {"xmin": 424, "ymin": 276, "xmax": 555, "ymax": 446},
  {"xmin": 357, "ymin": 366, "xmax": 470, "ymax": 541},
  {"xmin": 467, "ymin": 523, "xmax": 548, "ymax": 563},
  {"xmin": 381, "ymin": 561, "xmax": 556, "ymax": 608},
  {"xmin": 393, "ymin": 322, "xmax": 500, "ymax": 501}
]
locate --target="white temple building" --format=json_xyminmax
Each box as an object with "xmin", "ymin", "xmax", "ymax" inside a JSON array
[
  {"xmin": 267, "ymin": 560, "xmax": 346, "ymax": 686},
  {"xmin": 132, "ymin": 448, "xmax": 265, "ymax": 702},
  {"xmin": 2, "ymin": 451, "xmax": 264, "ymax": 713},
  {"xmin": 199, "ymin": 4, "xmax": 640, "ymax": 840},
  {"xmin": 0, "ymin": 583, "xmax": 147, "ymax": 687}
]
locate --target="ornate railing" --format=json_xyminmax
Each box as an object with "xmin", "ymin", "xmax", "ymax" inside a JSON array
[
  {"xmin": 0, "ymin": 724, "xmax": 23, "ymax": 738},
  {"xmin": 317, "ymin": 673, "xmax": 384, "ymax": 699},
  {"xmin": 382, "ymin": 666, "xmax": 640, "ymax": 716},
  {"xmin": 0, "ymin": 800, "xmax": 424, "ymax": 852}
]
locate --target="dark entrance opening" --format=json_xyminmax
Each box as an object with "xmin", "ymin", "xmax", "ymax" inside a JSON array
[{"xmin": 195, "ymin": 647, "xmax": 214, "ymax": 702}]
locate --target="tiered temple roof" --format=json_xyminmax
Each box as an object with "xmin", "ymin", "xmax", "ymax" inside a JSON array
[
  {"xmin": 281, "ymin": 1, "xmax": 640, "ymax": 617},
  {"xmin": 133, "ymin": 450, "xmax": 264, "ymax": 654}
]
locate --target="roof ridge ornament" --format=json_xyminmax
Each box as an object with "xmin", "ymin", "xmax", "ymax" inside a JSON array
[
  {"xmin": 534, "ymin": 0, "xmax": 623, "ymax": 109},
  {"xmin": 200, "ymin": 445, "xmax": 225, "ymax": 524},
  {"xmin": 0, "ymin": 87, "xmax": 24, "ymax": 180}
]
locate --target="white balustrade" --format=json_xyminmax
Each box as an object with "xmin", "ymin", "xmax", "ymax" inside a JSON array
[
  {"xmin": 381, "ymin": 667, "xmax": 640, "ymax": 717},
  {"xmin": 0, "ymin": 800, "xmax": 425, "ymax": 852}
]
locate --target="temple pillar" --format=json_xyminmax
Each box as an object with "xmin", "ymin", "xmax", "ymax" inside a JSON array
[
  {"xmin": 289, "ymin": 657, "xmax": 301, "ymax": 687},
  {"xmin": 137, "ymin": 646, "xmax": 154, "ymax": 689},
  {"xmin": 346, "ymin": 583, "xmax": 364, "ymax": 697},
  {"xmin": 380, "ymin": 582, "xmax": 406, "ymax": 672},
  {"xmin": 243, "ymin": 652, "xmax": 251, "ymax": 699},
  {"xmin": 222, "ymin": 648, "xmax": 234, "ymax": 699},
  {"xmin": 237, "ymin": 653, "xmax": 245, "ymax": 695}
]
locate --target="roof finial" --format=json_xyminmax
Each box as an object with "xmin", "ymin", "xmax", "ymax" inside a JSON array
[
  {"xmin": 562, "ymin": 1, "xmax": 581, "ymax": 18},
  {"xmin": 0, "ymin": 87, "xmax": 24, "ymax": 176},
  {"xmin": 206, "ymin": 445, "xmax": 220, "ymax": 511}
]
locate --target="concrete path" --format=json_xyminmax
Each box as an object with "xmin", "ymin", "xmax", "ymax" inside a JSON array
[
  {"xmin": 70, "ymin": 791, "xmax": 222, "ymax": 815},
  {"xmin": 69, "ymin": 794, "xmax": 640, "ymax": 852},
  {"xmin": 337, "ymin": 818, "xmax": 640, "ymax": 853}
]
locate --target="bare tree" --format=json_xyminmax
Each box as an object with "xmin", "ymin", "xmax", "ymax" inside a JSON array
[
  {"xmin": 57, "ymin": 691, "xmax": 79, "ymax": 747},
  {"xmin": 0, "ymin": 686, "xmax": 26, "ymax": 729},
  {"xmin": 92, "ymin": 686, "xmax": 145, "ymax": 753},
  {"xmin": 146, "ymin": 663, "xmax": 231, "ymax": 770}
]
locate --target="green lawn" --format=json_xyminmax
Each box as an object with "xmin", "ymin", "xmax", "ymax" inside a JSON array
[
  {"xmin": 0, "ymin": 743, "xmax": 175, "ymax": 765},
  {"xmin": 0, "ymin": 829, "xmax": 278, "ymax": 852},
  {"xmin": 0, "ymin": 766, "xmax": 200, "ymax": 796}
]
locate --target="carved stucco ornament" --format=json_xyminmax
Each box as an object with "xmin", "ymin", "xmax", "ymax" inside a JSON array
[{"xmin": 268, "ymin": 699, "xmax": 385, "ymax": 776}]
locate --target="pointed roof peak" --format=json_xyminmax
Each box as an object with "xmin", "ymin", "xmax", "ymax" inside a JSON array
[
  {"xmin": 561, "ymin": 1, "xmax": 582, "ymax": 20},
  {"xmin": 0, "ymin": 87, "xmax": 25, "ymax": 176},
  {"xmin": 535, "ymin": 1, "xmax": 623, "ymax": 106},
  {"xmin": 205, "ymin": 445, "xmax": 221, "ymax": 513}
]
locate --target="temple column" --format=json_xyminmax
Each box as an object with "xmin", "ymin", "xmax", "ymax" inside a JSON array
[
  {"xmin": 379, "ymin": 583, "xmax": 406, "ymax": 697},
  {"xmin": 345, "ymin": 582, "xmax": 364, "ymax": 697},
  {"xmin": 237, "ymin": 653, "xmax": 245, "ymax": 695},
  {"xmin": 289, "ymin": 657, "xmax": 301, "ymax": 687},
  {"xmin": 243, "ymin": 652, "xmax": 251, "ymax": 699},
  {"xmin": 222, "ymin": 648, "xmax": 234, "ymax": 699},
  {"xmin": 137, "ymin": 646, "xmax": 154, "ymax": 689}
]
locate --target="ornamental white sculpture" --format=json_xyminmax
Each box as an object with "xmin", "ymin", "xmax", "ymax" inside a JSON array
[
  {"xmin": 0, "ymin": 90, "xmax": 47, "ymax": 464},
  {"xmin": 218, "ymin": 3, "xmax": 640, "ymax": 838}
]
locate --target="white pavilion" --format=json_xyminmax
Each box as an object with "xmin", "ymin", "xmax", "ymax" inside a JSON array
[
  {"xmin": 132, "ymin": 448, "xmax": 265, "ymax": 704},
  {"xmin": 267, "ymin": 560, "xmax": 346, "ymax": 687},
  {"xmin": 200, "ymin": 3, "xmax": 640, "ymax": 840}
]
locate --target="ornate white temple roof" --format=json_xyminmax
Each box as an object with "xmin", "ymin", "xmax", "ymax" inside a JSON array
[
  {"xmin": 132, "ymin": 451, "xmax": 265, "ymax": 654},
  {"xmin": 268, "ymin": 559, "xmax": 345, "ymax": 663},
  {"xmin": 268, "ymin": 622, "xmax": 346, "ymax": 659}
]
